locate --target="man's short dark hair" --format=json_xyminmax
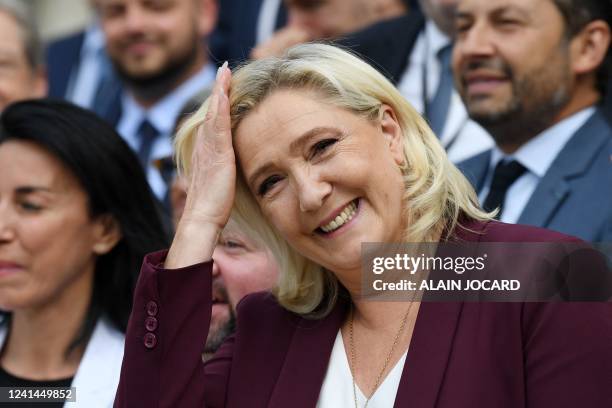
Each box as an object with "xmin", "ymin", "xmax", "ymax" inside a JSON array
[
  {"xmin": 552, "ymin": 0, "xmax": 612, "ymax": 97},
  {"xmin": 0, "ymin": 0, "xmax": 43, "ymax": 70}
]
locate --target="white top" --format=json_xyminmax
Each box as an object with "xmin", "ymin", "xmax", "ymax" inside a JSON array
[
  {"xmin": 478, "ymin": 107, "xmax": 595, "ymax": 223},
  {"xmin": 317, "ymin": 331, "xmax": 407, "ymax": 408},
  {"xmin": 397, "ymin": 21, "xmax": 493, "ymax": 163},
  {"xmin": 0, "ymin": 317, "xmax": 125, "ymax": 408},
  {"xmin": 117, "ymin": 63, "xmax": 216, "ymax": 199}
]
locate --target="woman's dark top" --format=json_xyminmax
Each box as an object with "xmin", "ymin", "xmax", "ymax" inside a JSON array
[{"xmin": 0, "ymin": 365, "xmax": 72, "ymax": 408}]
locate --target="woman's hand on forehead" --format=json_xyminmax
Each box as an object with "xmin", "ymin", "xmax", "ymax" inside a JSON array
[{"xmin": 166, "ymin": 63, "xmax": 235, "ymax": 268}]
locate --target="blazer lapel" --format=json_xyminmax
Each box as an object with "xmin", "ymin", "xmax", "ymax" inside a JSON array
[
  {"xmin": 70, "ymin": 318, "xmax": 125, "ymax": 407},
  {"xmin": 267, "ymin": 298, "xmax": 349, "ymax": 408},
  {"xmin": 393, "ymin": 219, "xmax": 486, "ymax": 407},
  {"xmin": 518, "ymin": 110, "xmax": 611, "ymax": 228},
  {"xmin": 457, "ymin": 150, "xmax": 492, "ymax": 193},
  {"xmin": 394, "ymin": 302, "xmax": 463, "ymax": 408}
]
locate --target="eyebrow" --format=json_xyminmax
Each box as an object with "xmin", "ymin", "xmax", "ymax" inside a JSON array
[
  {"xmin": 457, "ymin": 5, "xmax": 530, "ymax": 20},
  {"xmin": 491, "ymin": 6, "xmax": 531, "ymax": 20},
  {"xmin": 247, "ymin": 126, "xmax": 342, "ymax": 189},
  {"xmin": 15, "ymin": 186, "xmax": 53, "ymax": 194}
]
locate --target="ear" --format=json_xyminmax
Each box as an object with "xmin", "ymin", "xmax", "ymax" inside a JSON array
[
  {"xmin": 378, "ymin": 104, "xmax": 405, "ymax": 167},
  {"xmin": 569, "ymin": 20, "xmax": 611, "ymax": 76},
  {"xmin": 91, "ymin": 214, "xmax": 122, "ymax": 255},
  {"xmin": 197, "ymin": 0, "xmax": 218, "ymax": 38}
]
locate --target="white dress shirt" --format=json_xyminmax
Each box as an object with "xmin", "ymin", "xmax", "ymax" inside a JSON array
[
  {"xmin": 317, "ymin": 331, "xmax": 407, "ymax": 408},
  {"xmin": 66, "ymin": 23, "xmax": 109, "ymax": 109},
  {"xmin": 117, "ymin": 63, "xmax": 216, "ymax": 199},
  {"xmin": 397, "ymin": 21, "xmax": 493, "ymax": 163},
  {"xmin": 478, "ymin": 107, "xmax": 596, "ymax": 224}
]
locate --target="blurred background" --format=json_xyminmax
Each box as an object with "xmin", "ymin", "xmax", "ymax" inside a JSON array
[{"xmin": 29, "ymin": 0, "xmax": 92, "ymax": 40}]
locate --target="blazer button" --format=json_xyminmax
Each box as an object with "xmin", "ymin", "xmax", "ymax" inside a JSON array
[
  {"xmin": 143, "ymin": 332, "xmax": 157, "ymax": 349},
  {"xmin": 145, "ymin": 316, "xmax": 158, "ymax": 332},
  {"xmin": 146, "ymin": 301, "xmax": 158, "ymax": 316}
]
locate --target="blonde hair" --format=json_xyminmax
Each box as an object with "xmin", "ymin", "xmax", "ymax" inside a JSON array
[{"xmin": 176, "ymin": 43, "xmax": 491, "ymax": 317}]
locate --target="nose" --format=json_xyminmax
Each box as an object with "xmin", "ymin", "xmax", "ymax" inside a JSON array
[
  {"xmin": 293, "ymin": 168, "xmax": 332, "ymax": 213},
  {"xmin": 454, "ymin": 22, "xmax": 496, "ymax": 65},
  {"xmin": 211, "ymin": 247, "xmax": 221, "ymax": 277},
  {"xmin": 124, "ymin": 5, "xmax": 147, "ymax": 33},
  {"xmin": 0, "ymin": 204, "xmax": 16, "ymax": 244}
]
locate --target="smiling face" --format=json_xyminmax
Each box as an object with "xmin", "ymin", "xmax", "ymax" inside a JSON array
[
  {"xmin": 452, "ymin": 0, "xmax": 576, "ymax": 144},
  {"xmin": 98, "ymin": 0, "xmax": 214, "ymax": 84},
  {"xmin": 234, "ymin": 90, "xmax": 406, "ymax": 280},
  {"xmin": 0, "ymin": 141, "xmax": 115, "ymax": 312}
]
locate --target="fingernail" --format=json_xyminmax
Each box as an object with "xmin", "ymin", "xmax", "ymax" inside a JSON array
[
  {"xmin": 222, "ymin": 61, "xmax": 229, "ymax": 71},
  {"xmin": 216, "ymin": 66, "xmax": 222, "ymax": 80}
]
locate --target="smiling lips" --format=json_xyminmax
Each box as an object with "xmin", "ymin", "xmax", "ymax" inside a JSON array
[
  {"xmin": 0, "ymin": 261, "xmax": 22, "ymax": 277},
  {"xmin": 463, "ymin": 70, "xmax": 509, "ymax": 95},
  {"xmin": 319, "ymin": 200, "xmax": 358, "ymax": 233}
]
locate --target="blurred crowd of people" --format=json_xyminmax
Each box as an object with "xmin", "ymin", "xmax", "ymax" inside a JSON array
[{"xmin": 0, "ymin": 0, "xmax": 610, "ymax": 406}]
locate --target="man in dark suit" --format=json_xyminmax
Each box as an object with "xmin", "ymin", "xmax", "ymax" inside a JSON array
[
  {"xmin": 95, "ymin": 0, "xmax": 218, "ymax": 203},
  {"xmin": 341, "ymin": 0, "xmax": 494, "ymax": 163},
  {"xmin": 45, "ymin": 1, "xmax": 119, "ymax": 112},
  {"xmin": 455, "ymin": 0, "xmax": 612, "ymax": 241}
]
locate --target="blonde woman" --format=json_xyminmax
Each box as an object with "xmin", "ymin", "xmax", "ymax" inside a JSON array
[{"xmin": 114, "ymin": 44, "xmax": 612, "ymax": 408}]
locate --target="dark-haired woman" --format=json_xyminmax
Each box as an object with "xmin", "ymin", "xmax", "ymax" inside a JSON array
[{"xmin": 0, "ymin": 99, "xmax": 169, "ymax": 407}]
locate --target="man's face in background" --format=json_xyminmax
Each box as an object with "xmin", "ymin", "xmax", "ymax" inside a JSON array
[
  {"xmin": 204, "ymin": 221, "xmax": 279, "ymax": 356},
  {"xmin": 98, "ymin": 0, "xmax": 216, "ymax": 87}
]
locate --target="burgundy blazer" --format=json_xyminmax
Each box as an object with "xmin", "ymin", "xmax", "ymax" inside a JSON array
[{"xmin": 114, "ymin": 221, "xmax": 612, "ymax": 407}]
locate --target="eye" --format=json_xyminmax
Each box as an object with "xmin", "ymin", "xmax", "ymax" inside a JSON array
[
  {"xmin": 19, "ymin": 202, "xmax": 42, "ymax": 212},
  {"xmin": 499, "ymin": 19, "xmax": 519, "ymax": 26},
  {"xmin": 258, "ymin": 175, "xmax": 284, "ymax": 196},
  {"xmin": 101, "ymin": 4, "xmax": 125, "ymax": 19},
  {"xmin": 223, "ymin": 239, "xmax": 245, "ymax": 249},
  {"xmin": 309, "ymin": 138, "xmax": 338, "ymax": 159},
  {"xmin": 455, "ymin": 19, "xmax": 473, "ymax": 34}
]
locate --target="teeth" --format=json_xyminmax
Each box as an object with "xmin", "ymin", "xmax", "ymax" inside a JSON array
[{"xmin": 321, "ymin": 201, "xmax": 357, "ymax": 233}]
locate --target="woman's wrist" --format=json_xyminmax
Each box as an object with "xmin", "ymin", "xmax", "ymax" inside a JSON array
[{"xmin": 165, "ymin": 220, "xmax": 222, "ymax": 269}]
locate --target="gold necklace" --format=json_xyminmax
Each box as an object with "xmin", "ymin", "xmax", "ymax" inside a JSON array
[{"xmin": 348, "ymin": 303, "xmax": 413, "ymax": 408}]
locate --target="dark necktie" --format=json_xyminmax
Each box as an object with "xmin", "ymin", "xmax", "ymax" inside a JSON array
[
  {"xmin": 482, "ymin": 160, "xmax": 527, "ymax": 219},
  {"xmin": 427, "ymin": 44, "xmax": 453, "ymax": 137},
  {"xmin": 137, "ymin": 119, "xmax": 159, "ymax": 168}
]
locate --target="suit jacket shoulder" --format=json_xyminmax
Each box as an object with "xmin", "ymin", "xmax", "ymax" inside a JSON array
[
  {"xmin": 337, "ymin": 10, "xmax": 425, "ymax": 83},
  {"xmin": 46, "ymin": 31, "xmax": 85, "ymax": 98},
  {"xmin": 518, "ymin": 109, "xmax": 612, "ymax": 240}
]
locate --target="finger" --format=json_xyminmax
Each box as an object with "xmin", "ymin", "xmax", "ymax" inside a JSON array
[
  {"xmin": 204, "ymin": 91, "xmax": 220, "ymax": 123},
  {"xmin": 218, "ymin": 61, "xmax": 231, "ymax": 96},
  {"xmin": 214, "ymin": 72, "xmax": 232, "ymax": 141},
  {"xmin": 204, "ymin": 63, "xmax": 226, "ymax": 119}
]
